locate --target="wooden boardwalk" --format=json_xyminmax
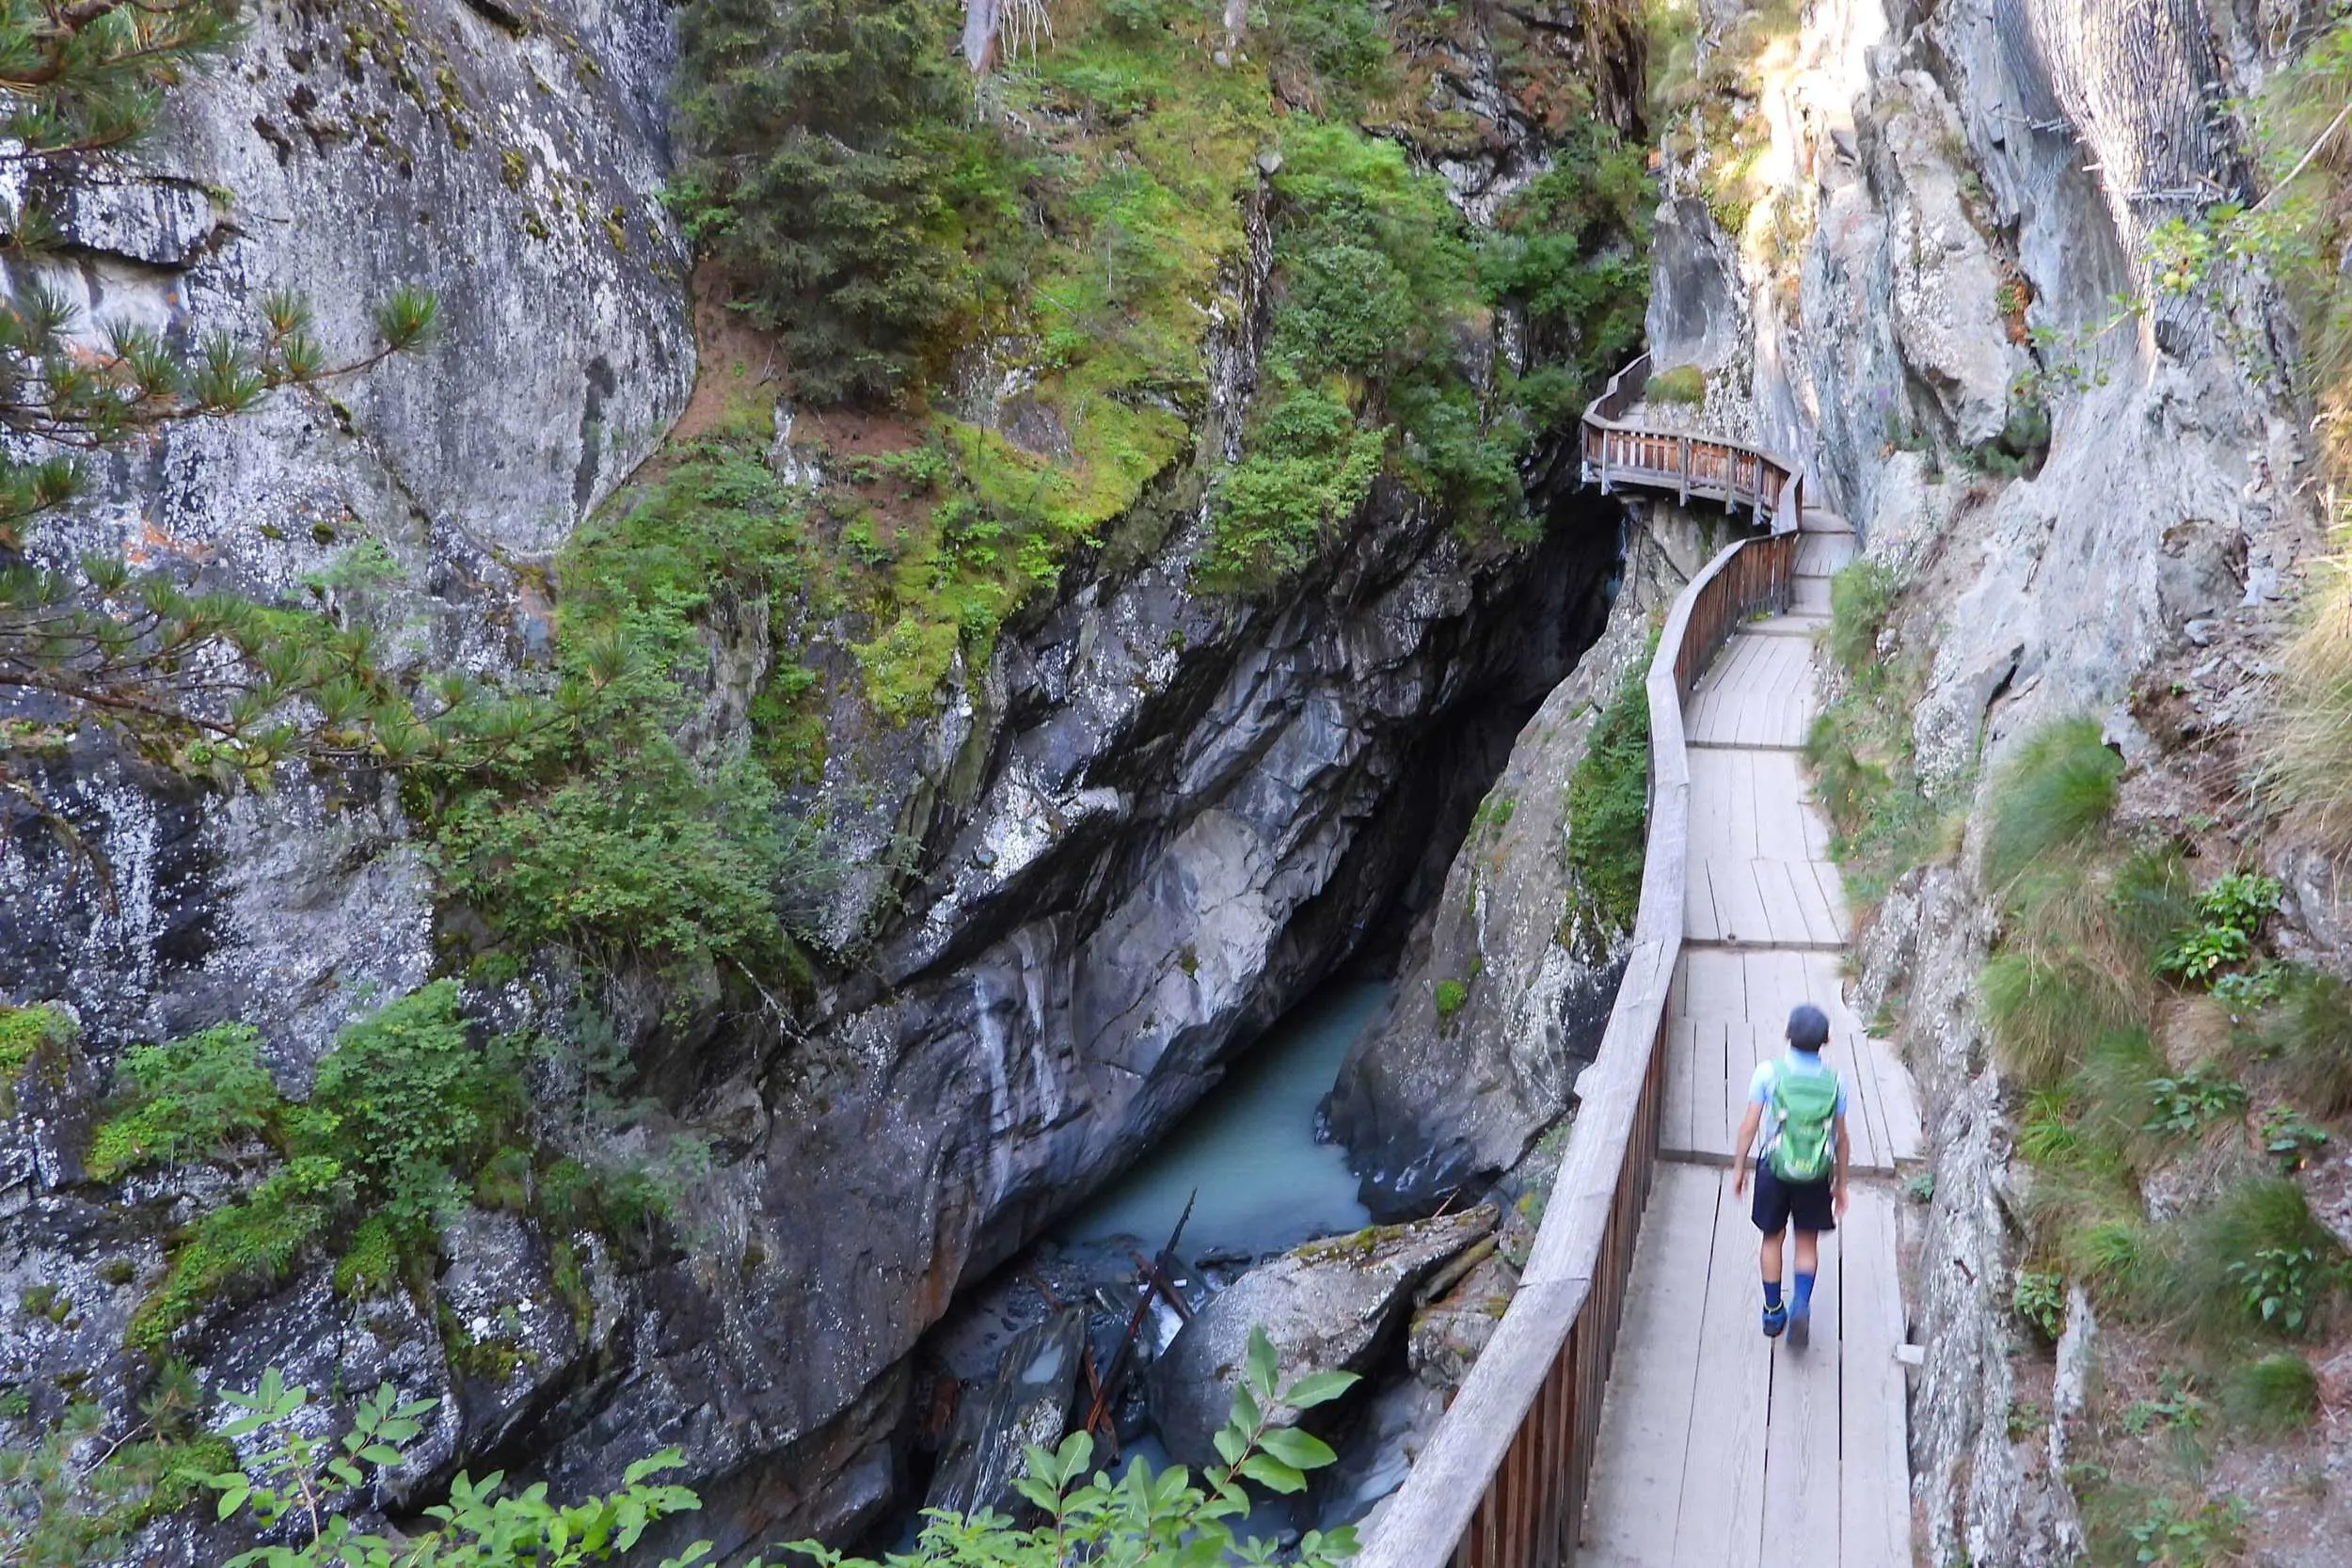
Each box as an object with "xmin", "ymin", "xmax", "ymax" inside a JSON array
[{"xmin": 1580, "ymin": 515, "xmax": 1921, "ymax": 1567}]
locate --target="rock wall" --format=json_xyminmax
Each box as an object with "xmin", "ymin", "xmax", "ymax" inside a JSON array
[
  {"xmin": 0, "ymin": 1, "xmax": 1652, "ymax": 1556},
  {"xmin": 1327, "ymin": 499, "xmax": 1729, "ymax": 1218},
  {"xmin": 1, "ymin": 0, "xmax": 694, "ymax": 1060},
  {"xmin": 1652, "ymin": 0, "xmax": 2324, "ymax": 1560}
]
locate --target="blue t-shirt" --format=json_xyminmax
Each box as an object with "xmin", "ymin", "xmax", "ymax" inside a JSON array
[{"xmin": 1748, "ymin": 1050, "xmax": 1846, "ymax": 1163}]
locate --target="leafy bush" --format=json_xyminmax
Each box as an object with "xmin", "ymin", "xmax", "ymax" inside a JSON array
[
  {"xmin": 1434, "ymin": 978, "xmax": 1469, "ymax": 1021},
  {"xmin": 2155, "ymin": 872, "xmax": 2280, "ymax": 987},
  {"xmin": 1203, "ymin": 378, "xmax": 1384, "ymax": 584},
  {"xmin": 2013, "ymin": 1269, "xmax": 2067, "ymax": 1342},
  {"xmin": 87, "ymin": 1024, "xmax": 277, "ymax": 1180},
  {"xmin": 300, "ymin": 982, "xmax": 520, "ymax": 1244},
  {"xmin": 1982, "ymin": 718, "xmax": 2121, "ymax": 890},
  {"xmin": 2122, "ymin": 1493, "xmax": 2247, "ymax": 1567},
  {"xmin": 1563, "ymin": 665, "xmax": 1652, "ymax": 941},
  {"xmin": 793, "ymin": 1327, "xmax": 1359, "ymax": 1568},
  {"xmin": 0, "ymin": 1004, "xmax": 71, "ymax": 1117},
  {"xmin": 2141, "ymin": 1069, "xmax": 2249, "ymax": 1138},
  {"xmin": 1646, "ymin": 364, "xmax": 1707, "ymax": 404},
  {"xmin": 2156, "ymin": 1178, "xmax": 2347, "ymax": 1343}
]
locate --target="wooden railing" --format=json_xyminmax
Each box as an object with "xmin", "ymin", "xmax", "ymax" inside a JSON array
[
  {"xmin": 1358, "ymin": 524, "xmax": 1801, "ymax": 1568},
  {"xmin": 1580, "ymin": 354, "xmax": 1804, "ymax": 531}
]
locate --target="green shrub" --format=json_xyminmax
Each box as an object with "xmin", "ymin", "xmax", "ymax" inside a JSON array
[
  {"xmin": 1979, "ymin": 950, "xmax": 2136, "ymax": 1087},
  {"xmin": 2155, "ymin": 872, "xmax": 2282, "ymax": 987},
  {"xmin": 86, "ymin": 1024, "xmax": 278, "ymax": 1180},
  {"xmin": 300, "ymin": 982, "xmax": 520, "ymax": 1244},
  {"xmin": 0, "ymin": 1004, "xmax": 70, "ymax": 1117},
  {"xmin": 2122, "ymin": 1493, "xmax": 2247, "ymax": 1567},
  {"xmin": 1563, "ymin": 665, "xmax": 1652, "ymax": 941},
  {"xmin": 1982, "ymin": 718, "xmax": 2121, "ymax": 890},
  {"xmin": 1203, "ymin": 378, "xmax": 1384, "ymax": 584},
  {"xmin": 1646, "ymin": 364, "xmax": 1707, "ymax": 404},
  {"xmin": 2142, "ymin": 1069, "xmax": 2249, "ymax": 1139},
  {"xmin": 1824, "ymin": 560, "xmax": 1900, "ymax": 674},
  {"xmin": 2222, "ymin": 1352, "xmax": 2319, "ymax": 1433},
  {"xmin": 672, "ymin": 0, "xmax": 982, "ymax": 404},
  {"xmin": 1434, "ymin": 978, "xmax": 1469, "ymax": 1021},
  {"xmin": 2158, "ymin": 1178, "xmax": 2347, "ymax": 1343},
  {"xmin": 2013, "ymin": 1269, "xmax": 2067, "ymax": 1341},
  {"xmin": 2257, "ymin": 963, "xmax": 2352, "ymax": 1114}
]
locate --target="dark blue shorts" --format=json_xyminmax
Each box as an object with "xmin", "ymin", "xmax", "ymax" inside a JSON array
[{"xmin": 1752, "ymin": 1160, "xmax": 1836, "ymax": 1234}]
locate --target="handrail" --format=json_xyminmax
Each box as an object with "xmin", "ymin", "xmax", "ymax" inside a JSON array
[
  {"xmin": 1358, "ymin": 523, "xmax": 1801, "ymax": 1568},
  {"xmin": 1579, "ymin": 352, "xmax": 1805, "ymax": 532}
]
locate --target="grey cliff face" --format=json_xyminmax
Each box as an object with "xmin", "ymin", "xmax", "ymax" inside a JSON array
[{"xmin": 1, "ymin": 0, "xmax": 694, "ymax": 1058}]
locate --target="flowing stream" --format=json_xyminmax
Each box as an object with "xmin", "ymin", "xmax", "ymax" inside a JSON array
[{"xmin": 1058, "ymin": 981, "xmax": 1388, "ymax": 1259}]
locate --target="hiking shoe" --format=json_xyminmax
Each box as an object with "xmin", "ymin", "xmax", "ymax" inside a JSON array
[
  {"xmin": 1787, "ymin": 1302, "xmax": 1810, "ymax": 1348},
  {"xmin": 1762, "ymin": 1303, "xmax": 1788, "ymax": 1338}
]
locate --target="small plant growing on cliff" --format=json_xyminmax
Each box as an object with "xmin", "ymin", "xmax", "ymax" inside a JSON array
[
  {"xmin": 1646, "ymin": 364, "xmax": 1707, "ymax": 404},
  {"xmin": 2012, "ymin": 1269, "xmax": 2068, "ymax": 1343},
  {"xmin": 1434, "ymin": 978, "xmax": 1470, "ymax": 1021},
  {"xmin": 1562, "ymin": 662, "xmax": 1652, "ymax": 943}
]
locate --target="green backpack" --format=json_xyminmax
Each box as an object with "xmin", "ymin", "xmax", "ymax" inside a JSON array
[{"xmin": 1765, "ymin": 1058, "xmax": 1840, "ymax": 1183}]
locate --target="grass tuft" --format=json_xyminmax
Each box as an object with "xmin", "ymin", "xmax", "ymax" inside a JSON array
[
  {"xmin": 2257, "ymin": 963, "xmax": 2352, "ymax": 1115},
  {"xmin": 1983, "ymin": 717, "xmax": 2122, "ymax": 890},
  {"xmin": 2222, "ymin": 1352, "xmax": 2319, "ymax": 1435}
]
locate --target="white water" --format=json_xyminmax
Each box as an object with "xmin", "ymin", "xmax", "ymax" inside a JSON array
[{"xmin": 1061, "ymin": 982, "xmax": 1386, "ymax": 1259}]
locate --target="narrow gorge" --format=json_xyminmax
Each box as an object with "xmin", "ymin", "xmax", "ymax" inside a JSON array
[{"xmin": 3, "ymin": 0, "xmax": 2350, "ymax": 1565}]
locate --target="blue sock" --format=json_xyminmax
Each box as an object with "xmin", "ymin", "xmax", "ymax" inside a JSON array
[
  {"xmin": 1793, "ymin": 1271, "xmax": 1816, "ymax": 1310},
  {"xmin": 1763, "ymin": 1279, "xmax": 1783, "ymax": 1309}
]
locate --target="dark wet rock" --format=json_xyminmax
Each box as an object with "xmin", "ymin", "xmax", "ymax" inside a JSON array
[
  {"xmin": 925, "ymin": 1307, "xmax": 1088, "ymax": 1519},
  {"xmin": 1146, "ymin": 1206, "xmax": 1496, "ymax": 1468},
  {"xmin": 1315, "ymin": 1375, "xmax": 1445, "ymax": 1532}
]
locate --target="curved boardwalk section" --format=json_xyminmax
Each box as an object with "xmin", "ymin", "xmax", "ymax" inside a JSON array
[{"xmin": 1578, "ymin": 513, "xmax": 1920, "ymax": 1567}]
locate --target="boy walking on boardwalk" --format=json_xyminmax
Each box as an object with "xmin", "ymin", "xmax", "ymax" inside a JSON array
[{"xmin": 1732, "ymin": 1003, "xmax": 1850, "ymax": 1344}]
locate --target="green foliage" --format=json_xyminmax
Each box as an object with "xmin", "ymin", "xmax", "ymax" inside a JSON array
[
  {"xmin": 2122, "ymin": 1493, "xmax": 2247, "ymax": 1566},
  {"xmin": 2013, "ymin": 1269, "xmax": 2068, "ymax": 1342},
  {"xmin": 673, "ymin": 0, "xmax": 977, "ymax": 404},
  {"xmin": 301, "ymin": 982, "xmax": 519, "ymax": 1243},
  {"xmin": 2141, "ymin": 1069, "xmax": 2248, "ymax": 1139},
  {"xmin": 207, "ymin": 1370, "xmax": 714, "ymax": 1568},
  {"xmin": 2221, "ymin": 1352, "xmax": 2318, "ymax": 1434},
  {"xmin": 2155, "ymin": 873, "xmax": 2280, "ymax": 988},
  {"xmin": 1646, "ymin": 364, "xmax": 1707, "ymax": 404},
  {"xmin": 2158, "ymin": 1179, "xmax": 2346, "ymax": 1343},
  {"xmin": 2259, "ymin": 1103, "xmax": 2329, "ymax": 1172},
  {"xmin": 0, "ymin": 1004, "xmax": 69, "ymax": 1116},
  {"xmin": 1203, "ymin": 378, "xmax": 1385, "ymax": 584},
  {"xmin": 122, "ymin": 986, "xmax": 527, "ymax": 1349},
  {"xmin": 789, "ymin": 1325, "xmax": 1359, "ymax": 1568},
  {"xmin": 1805, "ymin": 559, "xmax": 1949, "ymax": 905},
  {"xmin": 0, "ymin": 1359, "xmax": 228, "ymax": 1568},
  {"xmin": 1983, "ymin": 719, "xmax": 2122, "ymax": 891},
  {"xmin": 1434, "ymin": 978, "xmax": 1469, "ymax": 1021},
  {"xmin": 128, "ymin": 1156, "xmax": 342, "ymax": 1353},
  {"xmin": 87, "ymin": 1023, "xmax": 276, "ymax": 1180},
  {"xmin": 2254, "ymin": 962, "xmax": 2352, "ymax": 1115},
  {"xmin": 1563, "ymin": 664, "xmax": 1652, "ymax": 941}
]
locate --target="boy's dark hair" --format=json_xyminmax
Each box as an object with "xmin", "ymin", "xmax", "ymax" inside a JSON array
[{"xmin": 1787, "ymin": 1003, "xmax": 1830, "ymax": 1050}]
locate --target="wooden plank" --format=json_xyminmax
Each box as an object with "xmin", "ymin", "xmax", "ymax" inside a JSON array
[
  {"xmin": 1662, "ymin": 1019, "xmax": 1699, "ymax": 1156},
  {"xmin": 1838, "ymin": 1186, "xmax": 1914, "ymax": 1568},
  {"xmin": 1701, "ymin": 1018, "xmax": 1735, "ymax": 1159},
  {"xmin": 1760, "ymin": 1201, "xmax": 1842, "ymax": 1560},
  {"xmin": 1669, "ymin": 1171, "xmax": 1772, "ymax": 1568},
  {"xmin": 1581, "ymin": 1165, "xmax": 1722, "ymax": 1562}
]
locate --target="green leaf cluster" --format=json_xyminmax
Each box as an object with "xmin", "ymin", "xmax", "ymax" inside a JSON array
[
  {"xmin": 1563, "ymin": 659, "xmax": 1653, "ymax": 943},
  {"xmin": 790, "ymin": 1326, "xmax": 1359, "ymax": 1567},
  {"xmin": 95, "ymin": 986, "xmax": 522, "ymax": 1350},
  {"xmin": 0, "ymin": 1359, "xmax": 228, "ymax": 1568}
]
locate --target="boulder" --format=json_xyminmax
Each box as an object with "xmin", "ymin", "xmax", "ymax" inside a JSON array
[
  {"xmin": 925, "ymin": 1307, "xmax": 1089, "ymax": 1520},
  {"xmin": 1146, "ymin": 1206, "xmax": 1495, "ymax": 1468}
]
